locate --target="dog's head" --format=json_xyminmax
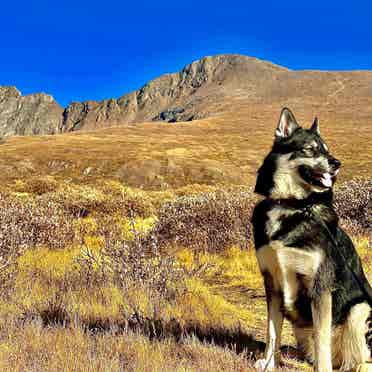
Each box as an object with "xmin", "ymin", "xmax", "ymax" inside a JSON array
[{"xmin": 255, "ymin": 108, "xmax": 341, "ymax": 199}]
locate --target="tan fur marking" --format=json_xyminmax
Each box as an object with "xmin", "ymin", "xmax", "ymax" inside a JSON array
[
  {"xmin": 270, "ymin": 154, "xmax": 331, "ymax": 199},
  {"xmin": 265, "ymin": 206, "xmax": 296, "ymax": 238},
  {"xmin": 260, "ymin": 295, "xmax": 283, "ymax": 370},
  {"xmin": 257, "ymin": 242, "xmax": 324, "ymax": 370},
  {"xmin": 312, "ymin": 291, "xmax": 333, "ymax": 372},
  {"xmin": 332, "ymin": 303, "xmax": 371, "ymax": 371},
  {"xmin": 256, "ymin": 242, "xmax": 323, "ymax": 283},
  {"xmin": 294, "ymin": 303, "xmax": 371, "ymax": 371}
]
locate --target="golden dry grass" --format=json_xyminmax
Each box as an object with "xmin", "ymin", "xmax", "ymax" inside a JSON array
[
  {"xmin": 0, "ymin": 103, "xmax": 370, "ymax": 189},
  {"xmin": 1, "ymin": 236, "xmax": 370, "ymax": 371},
  {"xmin": 0, "ymin": 324, "xmax": 261, "ymax": 372},
  {"xmin": 0, "ymin": 188, "xmax": 369, "ymax": 372},
  {"xmin": 0, "ymin": 110, "xmax": 370, "ymax": 370},
  {"xmin": 0, "ymin": 240, "xmax": 305, "ymax": 371}
]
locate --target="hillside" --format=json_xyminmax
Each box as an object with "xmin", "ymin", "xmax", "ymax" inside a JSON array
[
  {"xmin": 1, "ymin": 54, "xmax": 372, "ymax": 136},
  {"xmin": 0, "ymin": 103, "xmax": 370, "ymax": 190}
]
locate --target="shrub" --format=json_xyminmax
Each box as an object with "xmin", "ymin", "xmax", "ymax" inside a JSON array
[
  {"xmin": 153, "ymin": 190, "xmax": 254, "ymax": 252},
  {"xmin": 0, "ymin": 194, "xmax": 74, "ymax": 256},
  {"xmin": 15, "ymin": 176, "xmax": 59, "ymax": 195},
  {"xmin": 82, "ymin": 221, "xmax": 184, "ymax": 302},
  {"xmin": 51, "ymin": 182, "xmax": 155, "ymax": 218},
  {"xmin": 100, "ymin": 182, "xmax": 155, "ymax": 217},
  {"xmin": 50, "ymin": 185, "xmax": 111, "ymax": 218},
  {"xmin": 334, "ymin": 178, "xmax": 372, "ymax": 233}
]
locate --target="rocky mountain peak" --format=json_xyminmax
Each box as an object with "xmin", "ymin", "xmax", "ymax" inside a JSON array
[
  {"xmin": 0, "ymin": 86, "xmax": 21, "ymax": 100},
  {"xmin": 1, "ymin": 54, "xmax": 372, "ymax": 136}
]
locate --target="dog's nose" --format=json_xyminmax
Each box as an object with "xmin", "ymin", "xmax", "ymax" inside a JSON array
[{"xmin": 329, "ymin": 157, "xmax": 341, "ymax": 169}]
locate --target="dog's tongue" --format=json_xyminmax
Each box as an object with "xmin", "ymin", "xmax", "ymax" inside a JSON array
[{"xmin": 321, "ymin": 173, "xmax": 333, "ymax": 188}]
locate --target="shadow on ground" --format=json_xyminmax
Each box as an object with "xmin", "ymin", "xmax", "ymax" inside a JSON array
[{"xmin": 30, "ymin": 308, "xmax": 304, "ymax": 365}]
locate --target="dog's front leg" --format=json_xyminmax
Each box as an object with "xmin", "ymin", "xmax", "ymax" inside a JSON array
[
  {"xmin": 311, "ymin": 291, "xmax": 332, "ymax": 372},
  {"xmin": 256, "ymin": 293, "xmax": 283, "ymax": 370}
]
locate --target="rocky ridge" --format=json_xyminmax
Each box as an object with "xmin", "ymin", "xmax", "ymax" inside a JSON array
[
  {"xmin": 0, "ymin": 87, "xmax": 63, "ymax": 136},
  {"xmin": 1, "ymin": 54, "xmax": 372, "ymax": 136}
]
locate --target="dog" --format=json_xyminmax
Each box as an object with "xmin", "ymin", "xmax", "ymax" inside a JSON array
[{"xmin": 252, "ymin": 108, "xmax": 372, "ymax": 371}]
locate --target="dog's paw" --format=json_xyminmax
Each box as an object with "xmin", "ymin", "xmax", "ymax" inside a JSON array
[
  {"xmin": 254, "ymin": 359, "xmax": 274, "ymax": 371},
  {"xmin": 356, "ymin": 363, "xmax": 372, "ymax": 372}
]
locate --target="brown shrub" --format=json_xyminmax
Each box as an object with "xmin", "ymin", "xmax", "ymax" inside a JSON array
[
  {"xmin": 0, "ymin": 194, "xmax": 74, "ymax": 255},
  {"xmin": 51, "ymin": 183, "xmax": 155, "ymax": 218},
  {"xmin": 100, "ymin": 182, "xmax": 155, "ymax": 217},
  {"xmin": 152, "ymin": 179, "xmax": 371, "ymax": 252},
  {"xmin": 153, "ymin": 190, "xmax": 254, "ymax": 252},
  {"xmin": 82, "ymin": 222, "xmax": 184, "ymax": 301},
  {"xmin": 19, "ymin": 176, "xmax": 59, "ymax": 195},
  {"xmin": 334, "ymin": 178, "xmax": 372, "ymax": 233}
]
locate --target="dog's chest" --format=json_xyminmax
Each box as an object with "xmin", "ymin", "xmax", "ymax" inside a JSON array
[
  {"xmin": 257, "ymin": 242, "xmax": 322, "ymax": 300},
  {"xmin": 256, "ymin": 205, "xmax": 324, "ymax": 317}
]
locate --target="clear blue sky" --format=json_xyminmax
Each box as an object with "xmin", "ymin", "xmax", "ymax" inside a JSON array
[{"xmin": 1, "ymin": 0, "xmax": 371, "ymax": 106}]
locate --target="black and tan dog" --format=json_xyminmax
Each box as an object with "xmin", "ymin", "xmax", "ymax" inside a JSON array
[{"xmin": 252, "ymin": 108, "xmax": 372, "ymax": 371}]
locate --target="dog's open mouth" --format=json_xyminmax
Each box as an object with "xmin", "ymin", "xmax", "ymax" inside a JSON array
[
  {"xmin": 299, "ymin": 165, "xmax": 339, "ymax": 189},
  {"xmin": 312, "ymin": 169, "xmax": 339, "ymax": 188}
]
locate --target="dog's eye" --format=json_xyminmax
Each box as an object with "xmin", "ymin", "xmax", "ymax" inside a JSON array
[{"xmin": 301, "ymin": 146, "xmax": 315, "ymax": 155}]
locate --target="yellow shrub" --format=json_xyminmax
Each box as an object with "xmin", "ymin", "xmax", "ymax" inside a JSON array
[
  {"xmin": 17, "ymin": 246, "xmax": 81, "ymax": 281},
  {"xmin": 176, "ymin": 249, "xmax": 195, "ymax": 271},
  {"xmin": 11, "ymin": 241, "xmax": 265, "ymax": 341},
  {"xmin": 116, "ymin": 216, "xmax": 158, "ymax": 240},
  {"xmin": 68, "ymin": 285, "xmax": 126, "ymax": 323},
  {"xmin": 357, "ymin": 237, "xmax": 372, "ymax": 278},
  {"xmin": 74, "ymin": 217, "xmax": 99, "ymax": 236},
  {"xmin": 175, "ymin": 277, "xmax": 256, "ymax": 331},
  {"xmin": 24, "ymin": 176, "xmax": 59, "ymax": 195},
  {"xmin": 176, "ymin": 246, "xmax": 262, "ymax": 291},
  {"xmin": 83, "ymin": 236, "xmax": 104, "ymax": 252},
  {"xmin": 99, "ymin": 181, "xmax": 155, "ymax": 217}
]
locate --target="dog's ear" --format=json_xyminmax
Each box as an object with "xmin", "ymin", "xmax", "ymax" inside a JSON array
[
  {"xmin": 310, "ymin": 117, "xmax": 320, "ymax": 135},
  {"xmin": 275, "ymin": 108, "xmax": 300, "ymax": 140}
]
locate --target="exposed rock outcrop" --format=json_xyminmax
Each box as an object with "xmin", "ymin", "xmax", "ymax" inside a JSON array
[{"xmin": 0, "ymin": 87, "xmax": 63, "ymax": 136}]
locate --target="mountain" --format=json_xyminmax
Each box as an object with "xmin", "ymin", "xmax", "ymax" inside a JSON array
[
  {"xmin": 1, "ymin": 54, "xmax": 372, "ymax": 136},
  {"xmin": 0, "ymin": 87, "xmax": 63, "ymax": 136},
  {"xmin": 60, "ymin": 55, "xmax": 288, "ymax": 131}
]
